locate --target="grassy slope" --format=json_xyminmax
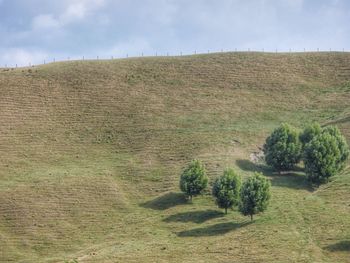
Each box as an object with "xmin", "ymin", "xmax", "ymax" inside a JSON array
[{"xmin": 0, "ymin": 52, "xmax": 350, "ymax": 262}]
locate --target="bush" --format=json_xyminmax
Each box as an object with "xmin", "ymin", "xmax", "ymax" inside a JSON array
[
  {"xmin": 322, "ymin": 126, "xmax": 350, "ymax": 171},
  {"xmin": 304, "ymin": 126, "xmax": 349, "ymax": 185},
  {"xmin": 212, "ymin": 168, "xmax": 241, "ymax": 214},
  {"xmin": 239, "ymin": 172, "xmax": 271, "ymax": 221},
  {"xmin": 264, "ymin": 123, "xmax": 302, "ymax": 171},
  {"xmin": 179, "ymin": 159, "xmax": 208, "ymax": 200},
  {"xmin": 300, "ymin": 122, "xmax": 322, "ymax": 147}
]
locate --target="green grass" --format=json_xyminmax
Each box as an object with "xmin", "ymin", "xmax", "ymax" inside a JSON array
[{"xmin": 0, "ymin": 52, "xmax": 350, "ymax": 262}]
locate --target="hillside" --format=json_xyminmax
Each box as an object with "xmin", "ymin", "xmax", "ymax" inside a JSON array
[{"xmin": 0, "ymin": 52, "xmax": 350, "ymax": 262}]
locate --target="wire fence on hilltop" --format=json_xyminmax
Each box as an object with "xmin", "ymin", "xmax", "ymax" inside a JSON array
[{"xmin": 1, "ymin": 47, "xmax": 348, "ymax": 69}]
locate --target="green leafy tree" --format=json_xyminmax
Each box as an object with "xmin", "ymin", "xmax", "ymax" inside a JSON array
[
  {"xmin": 239, "ymin": 173, "xmax": 271, "ymax": 221},
  {"xmin": 212, "ymin": 168, "xmax": 241, "ymax": 214},
  {"xmin": 264, "ymin": 123, "xmax": 302, "ymax": 171},
  {"xmin": 304, "ymin": 126, "xmax": 349, "ymax": 185},
  {"xmin": 322, "ymin": 126, "xmax": 350, "ymax": 171},
  {"xmin": 180, "ymin": 159, "xmax": 208, "ymax": 200},
  {"xmin": 300, "ymin": 122, "xmax": 322, "ymax": 147}
]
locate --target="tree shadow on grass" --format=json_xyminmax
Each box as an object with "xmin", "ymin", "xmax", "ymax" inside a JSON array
[
  {"xmin": 235, "ymin": 159, "xmax": 273, "ymax": 174},
  {"xmin": 140, "ymin": 192, "xmax": 188, "ymax": 210},
  {"xmin": 236, "ymin": 159, "xmax": 304, "ymax": 174},
  {"xmin": 163, "ymin": 210, "xmax": 224, "ymax": 224},
  {"xmin": 324, "ymin": 240, "xmax": 350, "ymax": 252},
  {"xmin": 177, "ymin": 221, "xmax": 252, "ymax": 237},
  {"xmin": 270, "ymin": 172, "xmax": 313, "ymax": 191},
  {"xmin": 236, "ymin": 159, "xmax": 312, "ymax": 191}
]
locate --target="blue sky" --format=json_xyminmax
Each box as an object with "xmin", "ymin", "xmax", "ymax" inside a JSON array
[{"xmin": 0, "ymin": 0, "xmax": 349, "ymax": 66}]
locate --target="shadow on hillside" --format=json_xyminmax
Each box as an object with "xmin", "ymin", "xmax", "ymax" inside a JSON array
[
  {"xmin": 163, "ymin": 210, "xmax": 224, "ymax": 224},
  {"xmin": 270, "ymin": 173, "xmax": 312, "ymax": 191},
  {"xmin": 236, "ymin": 159, "xmax": 312, "ymax": 191},
  {"xmin": 324, "ymin": 240, "xmax": 350, "ymax": 252},
  {"xmin": 177, "ymin": 221, "xmax": 251, "ymax": 237},
  {"xmin": 235, "ymin": 159, "xmax": 273, "ymax": 174},
  {"xmin": 140, "ymin": 192, "xmax": 188, "ymax": 210},
  {"xmin": 236, "ymin": 159, "xmax": 304, "ymax": 174}
]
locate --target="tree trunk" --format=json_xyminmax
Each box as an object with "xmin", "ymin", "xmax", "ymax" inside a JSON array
[
  {"xmin": 250, "ymin": 214, "xmax": 253, "ymax": 221},
  {"xmin": 225, "ymin": 208, "xmax": 227, "ymax": 214}
]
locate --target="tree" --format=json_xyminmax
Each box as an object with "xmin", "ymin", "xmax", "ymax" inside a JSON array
[
  {"xmin": 212, "ymin": 168, "xmax": 241, "ymax": 214},
  {"xmin": 322, "ymin": 126, "xmax": 350, "ymax": 171},
  {"xmin": 304, "ymin": 126, "xmax": 349, "ymax": 185},
  {"xmin": 239, "ymin": 173, "xmax": 271, "ymax": 221},
  {"xmin": 264, "ymin": 123, "xmax": 302, "ymax": 171},
  {"xmin": 300, "ymin": 122, "xmax": 322, "ymax": 147},
  {"xmin": 179, "ymin": 159, "xmax": 208, "ymax": 200}
]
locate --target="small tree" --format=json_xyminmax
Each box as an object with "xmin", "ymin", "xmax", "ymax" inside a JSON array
[
  {"xmin": 212, "ymin": 168, "xmax": 241, "ymax": 214},
  {"xmin": 304, "ymin": 126, "xmax": 349, "ymax": 185},
  {"xmin": 322, "ymin": 126, "xmax": 350, "ymax": 171},
  {"xmin": 264, "ymin": 123, "xmax": 302, "ymax": 171},
  {"xmin": 239, "ymin": 173, "xmax": 271, "ymax": 221},
  {"xmin": 179, "ymin": 159, "xmax": 208, "ymax": 200},
  {"xmin": 300, "ymin": 122, "xmax": 322, "ymax": 147}
]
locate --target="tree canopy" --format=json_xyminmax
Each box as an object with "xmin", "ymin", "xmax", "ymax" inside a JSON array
[
  {"xmin": 304, "ymin": 125, "xmax": 349, "ymax": 185},
  {"xmin": 239, "ymin": 173, "xmax": 271, "ymax": 221},
  {"xmin": 179, "ymin": 159, "xmax": 208, "ymax": 200},
  {"xmin": 212, "ymin": 168, "xmax": 241, "ymax": 214},
  {"xmin": 264, "ymin": 123, "xmax": 302, "ymax": 171}
]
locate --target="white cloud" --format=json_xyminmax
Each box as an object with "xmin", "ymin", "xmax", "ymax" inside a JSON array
[
  {"xmin": 32, "ymin": 14, "xmax": 60, "ymax": 30},
  {"xmin": 1, "ymin": 48, "xmax": 49, "ymax": 67},
  {"xmin": 100, "ymin": 38, "xmax": 152, "ymax": 58},
  {"xmin": 31, "ymin": 0, "xmax": 106, "ymax": 30},
  {"xmin": 60, "ymin": 0, "xmax": 106, "ymax": 23},
  {"xmin": 147, "ymin": 0, "xmax": 178, "ymax": 25},
  {"xmin": 60, "ymin": 2, "xmax": 87, "ymax": 23},
  {"xmin": 283, "ymin": 0, "xmax": 304, "ymax": 9}
]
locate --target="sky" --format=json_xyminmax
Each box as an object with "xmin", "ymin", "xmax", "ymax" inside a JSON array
[{"xmin": 0, "ymin": 0, "xmax": 349, "ymax": 66}]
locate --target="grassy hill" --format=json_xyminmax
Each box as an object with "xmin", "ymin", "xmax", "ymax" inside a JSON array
[{"xmin": 0, "ymin": 52, "xmax": 350, "ymax": 262}]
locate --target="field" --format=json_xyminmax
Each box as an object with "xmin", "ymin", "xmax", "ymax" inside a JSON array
[{"xmin": 0, "ymin": 52, "xmax": 350, "ymax": 262}]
